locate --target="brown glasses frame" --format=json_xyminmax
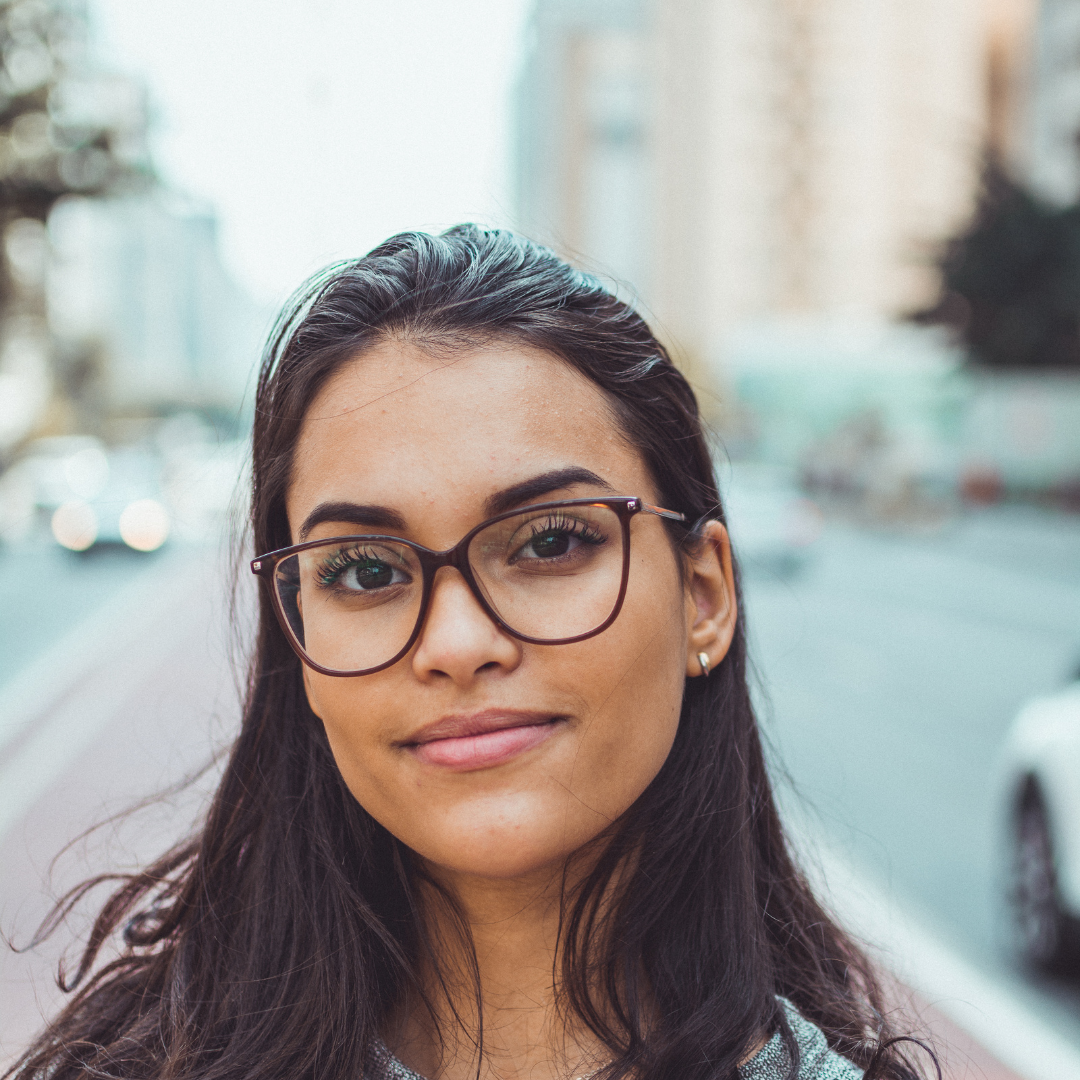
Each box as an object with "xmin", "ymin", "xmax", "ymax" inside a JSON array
[{"xmin": 251, "ymin": 496, "xmax": 686, "ymax": 677}]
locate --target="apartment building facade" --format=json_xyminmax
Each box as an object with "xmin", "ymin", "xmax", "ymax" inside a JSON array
[{"xmin": 515, "ymin": 0, "xmax": 1026, "ymax": 398}]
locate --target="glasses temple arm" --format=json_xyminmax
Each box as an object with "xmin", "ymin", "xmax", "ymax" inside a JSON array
[{"xmin": 639, "ymin": 502, "xmax": 686, "ymax": 522}]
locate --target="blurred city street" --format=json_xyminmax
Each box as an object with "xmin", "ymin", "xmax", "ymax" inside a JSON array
[
  {"xmin": 738, "ymin": 503, "xmax": 1080, "ymax": 1052},
  {"xmin": 0, "ymin": 538, "xmax": 244, "ymax": 1062},
  {"xmin": 3, "ymin": 502, "xmax": 1080, "ymax": 1073},
  {"xmin": 3, "ymin": 0, "xmax": 1080, "ymax": 1075}
]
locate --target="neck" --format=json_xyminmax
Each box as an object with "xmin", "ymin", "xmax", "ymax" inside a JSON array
[{"xmin": 386, "ymin": 857, "xmax": 613, "ymax": 1080}]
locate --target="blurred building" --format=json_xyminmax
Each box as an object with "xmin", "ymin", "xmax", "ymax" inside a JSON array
[
  {"xmin": 660, "ymin": 1, "xmax": 1004, "ymax": 360},
  {"xmin": 47, "ymin": 193, "xmax": 264, "ymax": 429},
  {"xmin": 515, "ymin": 0, "xmax": 651, "ymax": 302},
  {"xmin": 1024, "ymin": 0, "xmax": 1080, "ymax": 205},
  {"xmin": 516, "ymin": 0, "xmax": 1023, "ymax": 372},
  {"xmin": 515, "ymin": 0, "xmax": 1062, "ymax": 502},
  {"xmin": 0, "ymin": 0, "xmax": 149, "ymax": 455},
  {"xmin": 0, "ymin": 0, "xmax": 262, "ymax": 460}
]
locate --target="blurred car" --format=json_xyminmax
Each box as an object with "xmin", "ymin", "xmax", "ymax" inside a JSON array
[
  {"xmin": 10, "ymin": 436, "xmax": 170, "ymax": 552},
  {"xmin": 719, "ymin": 463, "xmax": 823, "ymax": 576},
  {"xmin": 1000, "ymin": 677, "xmax": 1080, "ymax": 971}
]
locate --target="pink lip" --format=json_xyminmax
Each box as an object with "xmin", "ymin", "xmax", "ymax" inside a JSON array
[{"xmin": 404, "ymin": 710, "xmax": 563, "ymax": 771}]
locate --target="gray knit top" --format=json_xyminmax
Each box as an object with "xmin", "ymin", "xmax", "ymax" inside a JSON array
[{"xmin": 366, "ymin": 998, "xmax": 862, "ymax": 1079}]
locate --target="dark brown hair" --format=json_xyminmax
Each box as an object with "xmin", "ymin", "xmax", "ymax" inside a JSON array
[{"xmin": 7, "ymin": 225, "xmax": 926, "ymax": 1080}]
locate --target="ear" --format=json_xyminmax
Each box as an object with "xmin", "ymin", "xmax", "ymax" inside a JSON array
[{"xmin": 684, "ymin": 520, "xmax": 737, "ymax": 678}]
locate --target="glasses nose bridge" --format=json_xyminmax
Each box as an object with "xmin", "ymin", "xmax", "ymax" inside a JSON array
[
  {"xmin": 414, "ymin": 534, "xmax": 501, "ymax": 637},
  {"xmin": 420, "ymin": 534, "xmax": 486, "ymax": 600},
  {"xmin": 422, "ymin": 532, "xmax": 473, "ymax": 574}
]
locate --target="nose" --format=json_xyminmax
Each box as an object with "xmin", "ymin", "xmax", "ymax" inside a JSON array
[{"xmin": 410, "ymin": 566, "xmax": 521, "ymax": 684}]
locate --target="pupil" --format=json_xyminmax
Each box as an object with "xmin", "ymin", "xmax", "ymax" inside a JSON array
[
  {"xmin": 533, "ymin": 531, "xmax": 569, "ymax": 557},
  {"xmin": 357, "ymin": 562, "xmax": 392, "ymax": 588}
]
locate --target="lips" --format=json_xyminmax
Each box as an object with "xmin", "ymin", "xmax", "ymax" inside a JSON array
[{"xmin": 404, "ymin": 710, "xmax": 563, "ymax": 771}]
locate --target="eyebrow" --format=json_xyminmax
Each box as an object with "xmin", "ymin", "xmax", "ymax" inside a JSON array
[
  {"xmin": 483, "ymin": 466, "xmax": 614, "ymax": 516},
  {"xmin": 298, "ymin": 467, "xmax": 614, "ymax": 542},
  {"xmin": 299, "ymin": 502, "xmax": 406, "ymax": 541}
]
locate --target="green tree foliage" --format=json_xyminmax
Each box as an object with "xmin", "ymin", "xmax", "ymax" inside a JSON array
[{"xmin": 917, "ymin": 162, "xmax": 1080, "ymax": 369}]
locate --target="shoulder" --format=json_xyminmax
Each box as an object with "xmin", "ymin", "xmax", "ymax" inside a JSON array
[{"xmin": 739, "ymin": 998, "xmax": 863, "ymax": 1080}]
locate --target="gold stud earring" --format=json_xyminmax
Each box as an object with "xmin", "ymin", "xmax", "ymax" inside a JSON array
[{"xmin": 697, "ymin": 651, "xmax": 711, "ymax": 677}]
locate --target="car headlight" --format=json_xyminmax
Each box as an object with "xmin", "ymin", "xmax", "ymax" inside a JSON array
[
  {"xmin": 52, "ymin": 500, "xmax": 98, "ymax": 551},
  {"xmin": 118, "ymin": 499, "xmax": 170, "ymax": 552}
]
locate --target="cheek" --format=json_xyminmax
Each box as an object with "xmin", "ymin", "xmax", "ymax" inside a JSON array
[
  {"xmin": 561, "ymin": 575, "xmax": 688, "ymax": 805},
  {"xmin": 299, "ymin": 556, "xmax": 690, "ymax": 877},
  {"xmin": 302, "ymin": 674, "xmax": 403, "ymax": 807}
]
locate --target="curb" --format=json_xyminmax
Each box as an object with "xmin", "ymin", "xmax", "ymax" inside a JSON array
[{"xmin": 796, "ymin": 827, "xmax": 1080, "ymax": 1080}]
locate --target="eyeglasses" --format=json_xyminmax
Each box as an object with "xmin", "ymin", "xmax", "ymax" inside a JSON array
[{"xmin": 251, "ymin": 496, "xmax": 686, "ymax": 677}]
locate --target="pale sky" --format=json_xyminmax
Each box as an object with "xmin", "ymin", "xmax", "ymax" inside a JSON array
[{"xmin": 91, "ymin": 0, "xmax": 532, "ymax": 305}]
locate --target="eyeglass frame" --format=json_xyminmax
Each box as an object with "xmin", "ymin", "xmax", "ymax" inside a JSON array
[{"xmin": 251, "ymin": 496, "xmax": 687, "ymax": 678}]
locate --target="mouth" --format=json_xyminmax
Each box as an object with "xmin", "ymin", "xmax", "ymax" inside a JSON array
[{"xmin": 402, "ymin": 710, "xmax": 565, "ymax": 771}]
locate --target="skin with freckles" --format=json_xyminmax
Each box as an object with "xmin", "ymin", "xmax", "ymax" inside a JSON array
[{"xmin": 286, "ymin": 338, "xmax": 737, "ymax": 1080}]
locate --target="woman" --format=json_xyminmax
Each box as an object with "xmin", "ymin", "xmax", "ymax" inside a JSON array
[{"xmin": 8, "ymin": 226, "xmax": 926, "ymax": 1080}]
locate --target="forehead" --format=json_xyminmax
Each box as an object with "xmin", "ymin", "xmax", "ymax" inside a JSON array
[{"xmin": 288, "ymin": 338, "xmax": 650, "ymax": 533}]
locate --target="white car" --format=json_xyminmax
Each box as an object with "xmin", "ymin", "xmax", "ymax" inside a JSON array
[{"xmin": 1001, "ymin": 679, "xmax": 1080, "ymax": 970}]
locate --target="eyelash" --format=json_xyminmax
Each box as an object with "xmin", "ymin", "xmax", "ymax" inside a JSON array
[
  {"xmin": 523, "ymin": 514, "xmax": 606, "ymax": 547},
  {"xmin": 315, "ymin": 547, "xmax": 393, "ymax": 587}
]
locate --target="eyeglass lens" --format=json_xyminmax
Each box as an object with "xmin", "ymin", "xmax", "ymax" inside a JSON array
[{"xmin": 273, "ymin": 503, "xmax": 626, "ymax": 674}]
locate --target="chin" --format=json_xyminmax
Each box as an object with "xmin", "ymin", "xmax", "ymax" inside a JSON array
[
  {"xmin": 433, "ymin": 847, "xmax": 568, "ymax": 880},
  {"xmin": 404, "ymin": 798, "xmax": 611, "ymax": 881}
]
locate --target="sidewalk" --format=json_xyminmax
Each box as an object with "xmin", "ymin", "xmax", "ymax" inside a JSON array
[
  {"xmin": 902, "ymin": 990, "xmax": 1024, "ymax": 1080},
  {"xmin": 0, "ymin": 547, "xmax": 241, "ymax": 1062},
  {"xmin": 1, "ymin": 554, "xmax": 1077, "ymax": 1076},
  {"xmin": 800, "ymin": 824, "xmax": 1080, "ymax": 1080}
]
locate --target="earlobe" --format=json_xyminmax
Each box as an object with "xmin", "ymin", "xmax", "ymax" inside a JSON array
[{"xmin": 684, "ymin": 521, "xmax": 737, "ymax": 678}]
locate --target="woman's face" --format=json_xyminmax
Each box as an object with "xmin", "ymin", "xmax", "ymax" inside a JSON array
[{"xmin": 287, "ymin": 339, "xmax": 734, "ymax": 879}]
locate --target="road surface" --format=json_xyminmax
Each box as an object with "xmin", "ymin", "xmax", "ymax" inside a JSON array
[
  {"xmin": 2, "ymin": 506, "xmax": 1080, "ymax": 1075},
  {"xmin": 0, "ymin": 541, "xmax": 245, "ymax": 1062},
  {"xmin": 741, "ymin": 504, "xmax": 1080, "ymax": 1049}
]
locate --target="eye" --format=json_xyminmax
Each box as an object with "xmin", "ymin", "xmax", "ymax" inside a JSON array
[
  {"xmin": 316, "ymin": 547, "xmax": 413, "ymax": 591},
  {"xmin": 521, "ymin": 529, "xmax": 576, "ymax": 559},
  {"xmin": 513, "ymin": 515, "xmax": 607, "ymax": 563},
  {"xmin": 340, "ymin": 558, "xmax": 406, "ymax": 590}
]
